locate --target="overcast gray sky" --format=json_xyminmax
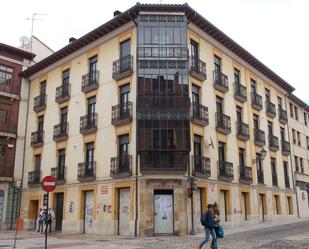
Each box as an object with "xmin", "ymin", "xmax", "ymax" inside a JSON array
[{"xmin": 1, "ymin": 0, "xmax": 308, "ymax": 103}]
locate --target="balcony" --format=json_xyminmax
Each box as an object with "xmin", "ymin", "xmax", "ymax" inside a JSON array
[
  {"xmin": 257, "ymin": 169, "xmax": 264, "ymax": 184},
  {"xmin": 51, "ymin": 167, "xmax": 66, "ymax": 183},
  {"xmin": 254, "ymin": 128, "xmax": 265, "ymax": 147},
  {"xmin": 189, "ymin": 56, "xmax": 207, "ymax": 81},
  {"xmin": 281, "ymin": 140, "xmax": 290, "ymax": 156},
  {"xmin": 110, "ymin": 155, "xmax": 132, "ymax": 178},
  {"xmin": 269, "ymin": 135, "xmax": 279, "ymax": 151},
  {"xmin": 28, "ymin": 170, "xmax": 41, "ymax": 186},
  {"xmin": 191, "ymin": 102, "xmax": 209, "ymax": 127},
  {"xmin": 81, "ymin": 71, "xmax": 99, "ymax": 93},
  {"xmin": 285, "ymin": 176, "xmax": 290, "ymax": 189},
  {"xmin": 111, "ymin": 102, "xmax": 132, "ymax": 126},
  {"xmin": 239, "ymin": 166, "xmax": 253, "ymax": 184},
  {"xmin": 140, "ymin": 151, "xmax": 188, "ymax": 172},
  {"xmin": 53, "ymin": 122, "xmax": 69, "ymax": 142},
  {"xmin": 80, "ymin": 113, "xmax": 97, "ymax": 135},
  {"xmin": 213, "ymin": 70, "xmax": 229, "ymax": 93},
  {"xmin": 266, "ymin": 100, "xmax": 276, "ymax": 118},
  {"xmin": 78, "ymin": 161, "xmax": 96, "ymax": 181},
  {"xmin": 31, "ymin": 131, "xmax": 44, "ymax": 147},
  {"xmin": 218, "ymin": 161, "xmax": 234, "ymax": 182},
  {"xmin": 272, "ymin": 174, "xmax": 278, "ymax": 187},
  {"xmin": 251, "ymin": 92, "xmax": 263, "ymax": 111},
  {"xmin": 216, "ymin": 112, "xmax": 231, "ymax": 134},
  {"xmin": 236, "ymin": 121, "xmax": 250, "ymax": 141},
  {"xmin": 33, "ymin": 94, "xmax": 46, "ymax": 112},
  {"xmin": 112, "ymin": 55, "xmax": 133, "ymax": 81},
  {"xmin": 234, "ymin": 82, "xmax": 247, "ymax": 103},
  {"xmin": 278, "ymin": 107, "xmax": 288, "ymax": 124},
  {"xmin": 137, "ymin": 95, "xmax": 190, "ymax": 111},
  {"xmin": 192, "ymin": 155, "xmax": 211, "ymax": 178},
  {"xmin": 0, "ymin": 123, "xmax": 17, "ymax": 137},
  {"xmin": 55, "ymin": 84, "xmax": 70, "ymax": 104}
]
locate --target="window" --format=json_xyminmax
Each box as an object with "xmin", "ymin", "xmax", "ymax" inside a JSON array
[
  {"xmin": 38, "ymin": 116, "xmax": 44, "ymax": 134},
  {"xmin": 289, "ymin": 103, "xmax": 294, "ymax": 118},
  {"xmin": 234, "ymin": 68, "xmax": 240, "ymax": 84},
  {"xmin": 190, "ymin": 40, "xmax": 199, "ymax": 61},
  {"xmin": 280, "ymin": 127, "xmax": 285, "ymax": 141},
  {"xmin": 118, "ymin": 134, "xmax": 129, "ymax": 170},
  {"xmin": 120, "ymin": 84, "xmax": 130, "ymax": 104},
  {"xmin": 236, "ymin": 106, "xmax": 242, "ymax": 122},
  {"xmin": 300, "ymin": 158, "xmax": 304, "ymax": 173},
  {"xmin": 297, "ymin": 131, "xmax": 301, "ymax": 146},
  {"xmin": 62, "ymin": 69, "xmax": 70, "ymax": 85},
  {"xmin": 292, "ymin": 129, "xmax": 296, "ymax": 144},
  {"xmin": 87, "ymin": 96, "xmax": 96, "ymax": 115},
  {"xmin": 294, "ymin": 156, "xmax": 299, "ymax": 172},
  {"xmin": 0, "ymin": 110, "xmax": 8, "ymax": 125},
  {"xmin": 39, "ymin": 81, "xmax": 46, "ymax": 95},
  {"xmin": 85, "ymin": 142, "xmax": 94, "ymax": 164},
  {"xmin": 306, "ymin": 136, "xmax": 309, "ymax": 150},
  {"xmin": 239, "ymin": 148, "xmax": 245, "ymax": 167},
  {"xmin": 278, "ymin": 97, "xmax": 282, "ymax": 108},
  {"xmin": 89, "ymin": 55, "xmax": 97, "ymax": 81},
  {"xmin": 283, "ymin": 162, "xmax": 289, "ymax": 180},
  {"xmin": 120, "ymin": 39, "xmax": 131, "ymax": 58},
  {"xmin": 253, "ymin": 114, "xmax": 259, "ymax": 129},
  {"xmin": 271, "ymin": 158, "xmax": 277, "ymax": 175},
  {"xmin": 58, "ymin": 149, "xmax": 65, "ymax": 179},
  {"xmin": 192, "ymin": 84, "xmax": 200, "ymax": 104},
  {"xmin": 265, "ymin": 88, "xmax": 270, "ymax": 102},
  {"xmin": 250, "ymin": 79, "xmax": 257, "ymax": 93},
  {"xmin": 152, "ymin": 129, "xmax": 175, "ymax": 150},
  {"xmin": 216, "ymin": 96, "xmax": 223, "ymax": 113},
  {"xmin": 194, "ymin": 135, "xmax": 202, "ymax": 157},
  {"xmin": 34, "ymin": 154, "xmax": 41, "ymax": 173},
  {"xmin": 214, "ymin": 56, "xmax": 221, "ymax": 73},
  {"xmin": 304, "ymin": 112, "xmax": 308, "ymax": 126},
  {"xmin": 0, "ymin": 65, "xmax": 13, "ymax": 84},
  {"xmin": 0, "ymin": 144, "xmax": 5, "ymax": 165},
  {"xmin": 294, "ymin": 106, "xmax": 299, "ymax": 120},
  {"xmin": 218, "ymin": 142, "xmax": 225, "ymax": 162},
  {"xmin": 268, "ymin": 121, "xmax": 273, "ymax": 136}
]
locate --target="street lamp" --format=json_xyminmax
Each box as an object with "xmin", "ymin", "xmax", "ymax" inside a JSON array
[{"xmin": 252, "ymin": 148, "xmax": 267, "ymax": 164}]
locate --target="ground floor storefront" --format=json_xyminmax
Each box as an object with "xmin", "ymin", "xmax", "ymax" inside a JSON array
[{"xmin": 20, "ymin": 177, "xmax": 297, "ymax": 236}]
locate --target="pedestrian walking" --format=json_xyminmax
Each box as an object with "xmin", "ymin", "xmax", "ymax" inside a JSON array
[
  {"xmin": 37, "ymin": 209, "xmax": 45, "ymax": 233},
  {"xmin": 198, "ymin": 204, "xmax": 218, "ymax": 249},
  {"xmin": 211, "ymin": 203, "xmax": 221, "ymax": 249},
  {"xmin": 45, "ymin": 209, "xmax": 52, "ymax": 233}
]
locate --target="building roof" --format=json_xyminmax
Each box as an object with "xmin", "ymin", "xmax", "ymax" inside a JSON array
[
  {"xmin": 0, "ymin": 42, "xmax": 36, "ymax": 61},
  {"xmin": 22, "ymin": 3, "xmax": 294, "ymax": 93}
]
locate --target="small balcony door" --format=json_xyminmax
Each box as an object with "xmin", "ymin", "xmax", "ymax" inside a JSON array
[
  {"xmin": 58, "ymin": 149, "xmax": 65, "ymax": 179},
  {"xmin": 89, "ymin": 55, "xmax": 97, "ymax": 82},
  {"xmin": 62, "ymin": 69, "xmax": 70, "ymax": 86},
  {"xmin": 214, "ymin": 56, "xmax": 221, "ymax": 81},
  {"xmin": 85, "ymin": 142, "xmax": 94, "ymax": 176},
  {"xmin": 265, "ymin": 89, "xmax": 270, "ymax": 102},
  {"xmin": 250, "ymin": 79, "xmax": 256, "ymax": 93},
  {"xmin": 194, "ymin": 135, "xmax": 202, "ymax": 171},
  {"xmin": 40, "ymin": 81, "xmax": 46, "ymax": 95},
  {"xmin": 234, "ymin": 68, "xmax": 240, "ymax": 84},
  {"xmin": 236, "ymin": 106, "xmax": 242, "ymax": 123},
  {"xmin": 190, "ymin": 40, "xmax": 199, "ymax": 69},
  {"xmin": 87, "ymin": 96, "xmax": 96, "ymax": 126},
  {"xmin": 34, "ymin": 154, "xmax": 41, "ymax": 182},
  {"xmin": 280, "ymin": 127, "xmax": 285, "ymax": 142},
  {"xmin": 120, "ymin": 39, "xmax": 131, "ymax": 72},
  {"xmin": 120, "ymin": 84, "xmax": 130, "ymax": 116},
  {"xmin": 253, "ymin": 114, "xmax": 259, "ymax": 130},
  {"xmin": 119, "ymin": 134, "xmax": 129, "ymax": 171},
  {"xmin": 218, "ymin": 142, "xmax": 225, "ymax": 162},
  {"xmin": 192, "ymin": 85, "xmax": 200, "ymax": 117},
  {"xmin": 268, "ymin": 122, "xmax": 273, "ymax": 136},
  {"xmin": 216, "ymin": 96, "xmax": 223, "ymax": 114},
  {"xmin": 60, "ymin": 107, "xmax": 67, "ymax": 133},
  {"xmin": 38, "ymin": 116, "xmax": 44, "ymax": 135}
]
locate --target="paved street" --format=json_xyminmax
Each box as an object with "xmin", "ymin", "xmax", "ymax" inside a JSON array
[{"xmin": 0, "ymin": 220, "xmax": 309, "ymax": 249}]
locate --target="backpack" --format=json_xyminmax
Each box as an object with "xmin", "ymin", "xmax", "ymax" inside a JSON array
[{"xmin": 200, "ymin": 212, "xmax": 207, "ymax": 226}]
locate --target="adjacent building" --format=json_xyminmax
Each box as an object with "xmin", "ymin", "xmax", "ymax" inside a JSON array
[
  {"xmin": 20, "ymin": 3, "xmax": 300, "ymax": 236},
  {"xmin": 287, "ymin": 94, "xmax": 309, "ymax": 217}
]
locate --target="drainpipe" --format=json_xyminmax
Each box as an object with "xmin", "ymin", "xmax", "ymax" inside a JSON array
[{"xmin": 284, "ymin": 93, "xmax": 300, "ymax": 218}]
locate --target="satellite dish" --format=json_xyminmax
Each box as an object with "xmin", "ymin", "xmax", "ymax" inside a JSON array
[
  {"xmin": 19, "ymin": 36, "xmax": 30, "ymax": 50},
  {"xmin": 207, "ymin": 136, "xmax": 214, "ymax": 149}
]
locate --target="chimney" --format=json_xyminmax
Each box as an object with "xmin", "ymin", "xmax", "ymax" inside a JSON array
[
  {"xmin": 69, "ymin": 37, "xmax": 77, "ymax": 43},
  {"xmin": 114, "ymin": 10, "xmax": 121, "ymax": 17}
]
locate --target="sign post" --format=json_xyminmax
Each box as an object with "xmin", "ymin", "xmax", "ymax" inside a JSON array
[{"xmin": 41, "ymin": 176, "xmax": 56, "ymax": 249}]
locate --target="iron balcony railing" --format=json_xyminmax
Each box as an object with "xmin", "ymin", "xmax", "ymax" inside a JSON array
[
  {"xmin": 281, "ymin": 140, "xmax": 291, "ymax": 155},
  {"xmin": 110, "ymin": 155, "xmax": 132, "ymax": 177},
  {"xmin": 257, "ymin": 169, "xmax": 264, "ymax": 184},
  {"xmin": 31, "ymin": 131, "xmax": 44, "ymax": 147},
  {"xmin": 112, "ymin": 55, "xmax": 133, "ymax": 80},
  {"xmin": 189, "ymin": 56, "xmax": 207, "ymax": 81},
  {"xmin": 236, "ymin": 121, "xmax": 250, "ymax": 140},
  {"xmin": 266, "ymin": 100, "xmax": 276, "ymax": 117},
  {"xmin": 55, "ymin": 83, "xmax": 70, "ymax": 103},
  {"xmin": 53, "ymin": 122, "xmax": 69, "ymax": 141},
  {"xmin": 285, "ymin": 176, "xmax": 290, "ymax": 189},
  {"xmin": 251, "ymin": 92, "xmax": 263, "ymax": 110},
  {"xmin": 33, "ymin": 94, "xmax": 46, "ymax": 112},
  {"xmin": 111, "ymin": 102, "xmax": 133, "ymax": 126},
  {"xmin": 192, "ymin": 155, "xmax": 211, "ymax": 177},
  {"xmin": 239, "ymin": 166, "xmax": 253, "ymax": 183},
  {"xmin": 278, "ymin": 107, "xmax": 288, "ymax": 124},
  {"xmin": 254, "ymin": 128, "xmax": 265, "ymax": 146},
  {"xmin": 272, "ymin": 173, "xmax": 278, "ymax": 187},
  {"xmin": 51, "ymin": 167, "xmax": 66, "ymax": 181},
  {"xmin": 213, "ymin": 70, "xmax": 229, "ymax": 93},
  {"xmin": 80, "ymin": 113, "xmax": 97, "ymax": 134},
  {"xmin": 191, "ymin": 102, "xmax": 209, "ymax": 126},
  {"xmin": 216, "ymin": 112, "xmax": 231, "ymax": 134},
  {"xmin": 28, "ymin": 170, "xmax": 41, "ymax": 186},
  {"xmin": 234, "ymin": 82, "xmax": 247, "ymax": 102},
  {"xmin": 81, "ymin": 71, "xmax": 99, "ymax": 93},
  {"xmin": 218, "ymin": 161, "xmax": 234, "ymax": 181},
  {"xmin": 78, "ymin": 161, "xmax": 96, "ymax": 180},
  {"xmin": 269, "ymin": 135, "xmax": 279, "ymax": 151}
]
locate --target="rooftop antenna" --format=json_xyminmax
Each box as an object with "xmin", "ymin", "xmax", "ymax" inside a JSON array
[{"xmin": 26, "ymin": 13, "xmax": 46, "ymax": 52}]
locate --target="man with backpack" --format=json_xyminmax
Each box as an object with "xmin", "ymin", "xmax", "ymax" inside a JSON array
[{"xmin": 197, "ymin": 204, "xmax": 218, "ymax": 249}]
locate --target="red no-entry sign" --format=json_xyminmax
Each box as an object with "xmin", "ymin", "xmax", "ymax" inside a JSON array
[{"xmin": 41, "ymin": 176, "xmax": 56, "ymax": 192}]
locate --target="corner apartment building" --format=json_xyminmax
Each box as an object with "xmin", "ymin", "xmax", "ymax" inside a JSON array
[
  {"xmin": 21, "ymin": 3, "xmax": 298, "ymax": 236},
  {"xmin": 287, "ymin": 94, "xmax": 309, "ymax": 217},
  {"xmin": 0, "ymin": 43, "xmax": 35, "ymax": 230}
]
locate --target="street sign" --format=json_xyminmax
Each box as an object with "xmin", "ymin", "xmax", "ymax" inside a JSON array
[{"xmin": 41, "ymin": 176, "xmax": 56, "ymax": 192}]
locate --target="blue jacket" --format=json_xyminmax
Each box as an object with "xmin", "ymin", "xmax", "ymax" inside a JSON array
[{"xmin": 203, "ymin": 211, "xmax": 214, "ymax": 228}]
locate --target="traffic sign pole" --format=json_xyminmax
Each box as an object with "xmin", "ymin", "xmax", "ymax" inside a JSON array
[{"xmin": 45, "ymin": 192, "xmax": 48, "ymax": 249}]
